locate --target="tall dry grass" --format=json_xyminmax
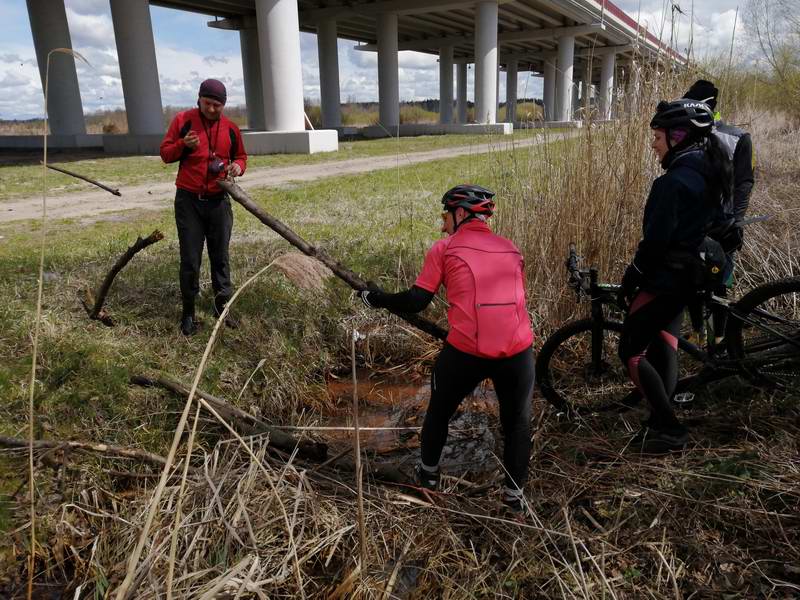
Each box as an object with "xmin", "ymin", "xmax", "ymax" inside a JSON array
[
  {"xmin": 6, "ymin": 53, "xmax": 800, "ymax": 600},
  {"xmin": 492, "ymin": 60, "xmax": 688, "ymax": 333},
  {"xmin": 492, "ymin": 60, "xmax": 800, "ymax": 336}
]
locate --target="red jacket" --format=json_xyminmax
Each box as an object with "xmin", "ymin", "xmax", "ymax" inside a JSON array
[
  {"xmin": 160, "ymin": 108, "xmax": 247, "ymax": 196},
  {"xmin": 415, "ymin": 220, "xmax": 534, "ymax": 358}
]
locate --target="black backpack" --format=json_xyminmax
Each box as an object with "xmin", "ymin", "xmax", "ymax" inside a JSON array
[
  {"xmin": 666, "ymin": 236, "xmax": 729, "ymax": 290},
  {"xmin": 696, "ymin": 236, "xmax": 728, "ymax": 288}
]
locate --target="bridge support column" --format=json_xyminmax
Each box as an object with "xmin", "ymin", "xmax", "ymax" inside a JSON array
[
  {"xmin": 377, "ymin": 12, "xmax": 399, "ymax": 129},
  {"xmin": 474, "ymin": 1, "xmax": 498, "ymax": 124},
  {"xmin": 318, "ymin": 19, "xmax": 341, "ymax": 128},
  {"xmin": 26, "ymin": 0, "xmax": 85, "ymax": 135}
]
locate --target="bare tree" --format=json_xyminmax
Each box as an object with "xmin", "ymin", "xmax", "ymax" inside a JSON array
[{"xmin": 745, "ymin": 0, "xmax": 800, "ymax": 112}]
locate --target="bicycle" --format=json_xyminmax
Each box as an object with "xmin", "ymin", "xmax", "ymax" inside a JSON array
[{"xmin": 536, "ymin": 243, "xmax": 800, "ymax": 417}]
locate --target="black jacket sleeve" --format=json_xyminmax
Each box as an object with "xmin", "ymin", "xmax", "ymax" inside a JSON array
[
  {"xmin": 732, "ymin": 133, "xmax": 754, "ymax": 220},
  {"xmin": 368, "ymin": 285, "xmax": 435, "ymax": 313}
]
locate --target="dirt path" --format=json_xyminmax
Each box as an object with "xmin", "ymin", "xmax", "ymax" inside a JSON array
[{"xmin": 0, "ymin": 132, "xmax": 571, "ymax": 224}]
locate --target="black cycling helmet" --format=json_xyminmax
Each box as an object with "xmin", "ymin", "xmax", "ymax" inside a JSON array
[
  {"xmin": 441, "ymin": 184, "xmax": 495, "ymax": 216},
  {"xmin": 650, "ymin": 98, "xmax": 714, "ymax": 135},
  {"xmin": 684, "ymin": 79, "xmax": 719, "ymax": 111}
]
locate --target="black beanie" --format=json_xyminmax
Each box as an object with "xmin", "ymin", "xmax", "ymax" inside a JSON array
[
  {"xmin": 684, "ymin": 79, "xmax": 718, "ymax": 110},
  {"xmin": 199, "ymin": 78, "xmax": 227, "ymax": 104}
]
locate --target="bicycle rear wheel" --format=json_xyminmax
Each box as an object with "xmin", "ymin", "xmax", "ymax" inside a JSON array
[
  {"xmin": 536, "ymin": 318, "xmax": 631, "ymax": 416},
  {"xmin": 727, "ymin": 277, "xmax": 800, "ymax": 388}
]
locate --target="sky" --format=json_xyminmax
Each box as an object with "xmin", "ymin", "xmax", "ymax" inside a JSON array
[{"xmin": 0, "ymin": 0, "xmax": 748, "ymax": 121}]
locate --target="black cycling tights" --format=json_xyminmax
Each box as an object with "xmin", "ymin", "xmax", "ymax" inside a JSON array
[
  {"xmin": 619, "ymin": 292, "xmax": 686, "ymax": 432},
  {"xmin": 420, "ymin": 343, "xmax": 535, "ymax": 489}
]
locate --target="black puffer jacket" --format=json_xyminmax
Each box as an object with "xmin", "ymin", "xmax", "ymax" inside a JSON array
[{"xmin": 632, "ymin": 147, "xmax": 724, "ymax": 293}]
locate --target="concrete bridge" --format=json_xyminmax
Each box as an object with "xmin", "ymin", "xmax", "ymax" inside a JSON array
[{"xmin": 11, "ymin": 0, "xmax": 683, "ymax": 155}]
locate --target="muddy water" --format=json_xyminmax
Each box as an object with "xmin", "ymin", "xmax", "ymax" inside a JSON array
[{"xmin": 325, "ymin": 370, "xmax": 501, "ymax": 474}]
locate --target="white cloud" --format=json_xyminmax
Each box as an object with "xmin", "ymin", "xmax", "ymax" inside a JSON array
[
  {"xmin": 67, "ymin": 0, "xmax": 109, "ymax": 17},
  {"xmin": 156, "ymin": 46, "xmax": 245, "ymax": 106},
  {"xmin": 613, "ymin": 1, "xmax": 746, "ymax": 59},
  {"xmin": 0, "ymin": 36, "xmax": 47, "ymax": 120},
  {"xmin": 65, "ymin": 7, "xmax": 115, "ymax": 50}
]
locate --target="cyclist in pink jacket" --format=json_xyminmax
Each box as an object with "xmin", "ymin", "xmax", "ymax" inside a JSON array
[{"xmin": 359, "ymin": 185, "xmax": 536, "ymax": 514}]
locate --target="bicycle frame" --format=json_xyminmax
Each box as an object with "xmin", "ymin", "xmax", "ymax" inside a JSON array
[{"xmin": 566, "ymin": 244, "xmax": 798, "ymax": 392}]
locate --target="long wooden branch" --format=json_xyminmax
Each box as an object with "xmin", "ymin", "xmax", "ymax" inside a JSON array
[
  {"xmin": 131, "ymin": 374, "xmax": 328, "ymax": 461},
  {"xmin": 83, "ymin": 230, "xmax": 164, "ymax": 326},
  {"xmin": 0, "ymin": 435, "xmax": 168, "ymax": 468},
  {"xmin": 45, "ymin": 162, "xmax": 122, "ymax": 196},
  {"xmin": 218, "ymin": 180, "xmax": 448, "ymax": 341}
]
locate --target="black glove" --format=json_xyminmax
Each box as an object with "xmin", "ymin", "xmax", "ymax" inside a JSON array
[
  {"xmin": 358, "ymin": 289, "xmax": 376, "ymax": 308},
  {"xmin": 619, "ymin": 263, "xmax": 643, "ymax": 308},
  {"xmin": 720, "ymin": 221, "xmax": 744, "ymax": 252},
  {"xmin": 358, "ymin": 281, "xmax": 385, "ymax": 309}
]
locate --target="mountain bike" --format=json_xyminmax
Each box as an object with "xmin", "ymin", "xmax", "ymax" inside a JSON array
[{"xmin": 536, "ymin": 243, "xmax": 800, "ymax": 417}]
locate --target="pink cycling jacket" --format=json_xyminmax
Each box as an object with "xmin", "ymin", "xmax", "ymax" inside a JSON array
[{"xmin": 415, "ymin": 220, "xmax": 534, "ymax": 358}]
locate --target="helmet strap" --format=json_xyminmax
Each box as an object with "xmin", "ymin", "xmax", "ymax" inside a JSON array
[
  {"xmin": 661, "ymin": 128, "xmax": 701, "ymax": 169},
  {"xmin": 451, "ymin": 209, "xmax": 478, "ymax": 232}
]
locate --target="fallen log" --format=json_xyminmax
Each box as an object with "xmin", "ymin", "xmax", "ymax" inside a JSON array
[
  {"xmin": 44, "ymin": 162, "xmax": 122, "ymax": 196},
  {"xmin": 218, "ymin": 179, "xmax": 448, "ymax": 342},
  {"xmin": 131, "ymin": 374, "xmax": 328, "ymax": 461},
  {"xmin": 330, "ymin": 454, "xmax": 408, "ymax": 485},
  {"xmin": 0, "ymin": 435, "xmax": 168, "ymax": 468},
  {"xmin": 82, "ymin": 230, "xmax": 164, "ymax": 326}
]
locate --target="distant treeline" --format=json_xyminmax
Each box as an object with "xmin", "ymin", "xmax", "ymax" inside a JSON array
[{"xmin": 0, "ymin": 98, "xmax": 544, "ymax": 135}]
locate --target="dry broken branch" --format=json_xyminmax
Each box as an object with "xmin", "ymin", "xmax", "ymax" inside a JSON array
[
  {"xmin": 44, "ymin": 162, "xmax": 122, "ymax": 196},
  {"xmin": 131, "ymin": 374, "xmax": 328, "ymax": 461},
  {"xmin": 82, "ymin": 230, "xmax": 164, "ymax": 325},
  {"xmin": 218, "ymin": 179, "xmax": 448, "ymax": 341},
  {"xmin": 0, "ymin": 435, "xmax": 168, "ymax": 468}
]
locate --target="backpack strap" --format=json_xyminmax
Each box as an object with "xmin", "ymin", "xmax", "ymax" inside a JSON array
[
  {"xmin": 228, "ymin": 126, "xmax": 238, "ymax": 163},
  {"xmin": 178, "ymin": 118, "xmax": 193, "ymax": 168}
]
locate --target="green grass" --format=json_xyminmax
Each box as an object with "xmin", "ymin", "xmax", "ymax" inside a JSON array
[
  {"xmin": 0, "ymin": 141, "xmax": 547, "ymax": 449},
  {"xmin": 0, "ymin": 130, "xmax": 549, "ymax": 201}
]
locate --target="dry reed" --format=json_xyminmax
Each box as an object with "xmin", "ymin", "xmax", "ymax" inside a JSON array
[{"xmin": 5, "ymin": 49, "xmax": 800, "ymax": 600}]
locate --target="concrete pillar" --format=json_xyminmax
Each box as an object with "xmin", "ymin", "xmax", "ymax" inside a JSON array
[
  {"xmin": 256, "ymin": 0, "xmax": 306, "ymax": 131},
  {"xmin": 571, "ymin": 80, "xmax": 580, "ymax": 119},
  {"xmin": 110, "ymin": 0, "xmax": 163, "ymax": 135},
  {"xmin": 240, "ymin": 27, "xmax": 266, "ymax": 130},
  {"xmin": 630, "ymin": 62, "xmax": 641, "ymax": 114},
  {"xmin": 26, "ymin": 0, "xmax": 85, "ymax": 135},
  {"xmin": 496, "ymin": 63, "xmax": 501, "ymax": 117},
  {"xmin": 543, "ymin": 57, "xmax": 555, "ymax": 121},
  {"xmin": 439, "ymin": 45, "xmax": 454, "ymax": 124},
  {"xmin": 555, "ymin": 35, "xmax": 575, "ymax": 122},
  {"xmin": 600, "ymin": 52, "xmax": 615, "ymax": 120},
  {"xmin": 456, "ymin": 62, "xmax": 468, "ymax": 123},
  {"xmin": 474, "ymin": 1, "xmax": 498, "ymax": 124},
  {"xmin": 377, "ymin": 12, "xmax": 399, "ymax": 128},
  {"xmin": 506, "ymin": 58, "xmax": 518, "ymax": 123},
  {"xmin": 317, "ymin": 19, "xmax": 341, "ymax": 128},
  {"xmin": 582, "ymin": 61, "xmax": 593, "ymax": 116}
]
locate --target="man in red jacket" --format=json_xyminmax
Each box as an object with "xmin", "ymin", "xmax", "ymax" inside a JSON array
[{"xmin": 160, "ymin": 79, "xmax": 247, "ymax": 335}]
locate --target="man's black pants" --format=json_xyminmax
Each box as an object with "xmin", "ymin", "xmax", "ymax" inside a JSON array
[
  {"xmin": 421, "ymin": 343, "xmax": 535, "ymax": 489},
  {"xmin": 174, "ymin": 188, "xmax": 233, "ymax": 303}
]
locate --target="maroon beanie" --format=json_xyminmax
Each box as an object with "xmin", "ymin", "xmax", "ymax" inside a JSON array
[{"xmin": 199, "ymin": 79, "xmax": 227, "ymax": 104}]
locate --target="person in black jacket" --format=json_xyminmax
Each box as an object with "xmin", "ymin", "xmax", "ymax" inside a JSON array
[
  {"xmin": 684, "ymin": 79, "xmax": 755, "ymax": 344},
  {"xmin": 618, "ymin": 99, "xmax": 730, "ymax": 453}
]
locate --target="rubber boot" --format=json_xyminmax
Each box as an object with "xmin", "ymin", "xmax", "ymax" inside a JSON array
[
  {"xmin": 214, "ymin": 294, "xmax": 238, "ymax": 329},
  {"xmin": 180, "ymin": 298, "xmax": 198, "ymax": 336}
]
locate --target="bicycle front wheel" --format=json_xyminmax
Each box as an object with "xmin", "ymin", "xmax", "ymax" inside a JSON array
[
  {"xmin": 536, "ymin": 318, "xmax": 631, "ymax": 416},
  {"xmin": 727, "ymin": 276, "xmax": 800, "ymax": 388}
]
